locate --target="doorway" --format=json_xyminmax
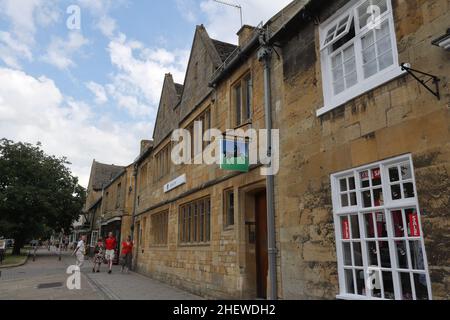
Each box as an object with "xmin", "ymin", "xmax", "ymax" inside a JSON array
[{"xmin": 255, "ymin": 191, "xmax": 268, "ymax": 299}]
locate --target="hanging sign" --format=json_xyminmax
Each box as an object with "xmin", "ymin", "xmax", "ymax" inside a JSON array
[
  {"xmin": 342, "ymin": 219, "xmax": 350, "ymax": 240},
  {"xmin": 219, "ymin": 138, "xmax": 249, "ymax": 172},
  {"xmin": 409, "ymin": 211, "xmax": 420, "ymax": 237}
]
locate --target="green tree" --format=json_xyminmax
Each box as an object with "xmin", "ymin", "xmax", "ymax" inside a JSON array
[{"xmin": 0, "ymin": 139, "xmax": 86, "ymax": 255}]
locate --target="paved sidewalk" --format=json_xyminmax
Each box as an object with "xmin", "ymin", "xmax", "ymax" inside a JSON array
[{"xmin": 0, "ymin": 248, "xmax": 201, "ymax": 300}]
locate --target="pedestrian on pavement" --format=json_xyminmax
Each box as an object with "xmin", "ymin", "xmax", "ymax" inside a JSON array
[
  {"xmin": 105, "ymin": 232, "xmax": 117, "ymax": 274},
  {"xmin": 72, "ymin": 235, "xmax": 86, "ymax": 268},
  {"xmin": 120, "ymin": 236, "xmax": 133, "ymax": 274},
  {"xmin": 92, "ymin": 238, "xmax": 105, "ymax": 273}
]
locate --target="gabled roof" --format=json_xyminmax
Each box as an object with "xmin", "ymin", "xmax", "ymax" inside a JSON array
[
  {"xmin": 152, "ymin": 73, "xmax": 183, "ymax": 146},
  {"xmin": 212, "ymin": 39, "xmax": 238, "ymax": 62},
  {"xmin": 88, "ymin": 160, "xmax": 125, "ymax": 191}
]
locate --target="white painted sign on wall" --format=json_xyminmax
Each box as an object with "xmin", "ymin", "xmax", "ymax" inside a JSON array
[{"xmin": 164, "ymin": 174, "xmax": 186, "ymax": 193}]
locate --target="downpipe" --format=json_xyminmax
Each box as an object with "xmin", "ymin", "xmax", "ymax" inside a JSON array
[{"xmin": 258, "ymin": 30, "xmax": 278, "ymax": 300}]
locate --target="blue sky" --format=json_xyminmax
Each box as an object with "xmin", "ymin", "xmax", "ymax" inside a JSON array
[{"xmin": 0, "ymin": 0, "xmax": 291, "ymax": 187}]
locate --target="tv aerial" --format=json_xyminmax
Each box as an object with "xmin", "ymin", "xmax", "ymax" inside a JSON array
[{"xmin": 213, "ymin": 0, "xmax": 243, "ymax": 27}]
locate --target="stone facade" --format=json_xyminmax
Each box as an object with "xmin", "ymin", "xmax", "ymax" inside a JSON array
[
  {"xmin": 271, "ymin": 0, "xmax": 449, "ymax": 299},
  {"xmin": 84, "ymin": 0, "xmax": 449, "ymax": 300}
]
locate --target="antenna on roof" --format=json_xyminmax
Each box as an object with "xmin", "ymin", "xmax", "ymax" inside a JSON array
[{"xmin": 213, "ymin": 0, "xmax": 243, "ymax": 27}]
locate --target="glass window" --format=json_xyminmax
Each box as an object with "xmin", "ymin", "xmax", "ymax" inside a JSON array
[{"xmin": 332, "ymin": 156, "xmax": 431, "ymax": 300}]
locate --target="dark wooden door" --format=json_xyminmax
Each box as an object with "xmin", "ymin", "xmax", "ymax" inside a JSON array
[{"xmin": 255, "ymin": 191, "xmax": 268, "ymax": 299}]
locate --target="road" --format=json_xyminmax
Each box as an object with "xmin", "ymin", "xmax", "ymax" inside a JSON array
[{"xmin": 0, "ymin": 248, "xmax": 201, "ymax": 300}]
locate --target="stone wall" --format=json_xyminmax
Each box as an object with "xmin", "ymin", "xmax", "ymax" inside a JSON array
[{"xmin": 275, "ymin": 0, "xmax": 449, "ymax": 299}]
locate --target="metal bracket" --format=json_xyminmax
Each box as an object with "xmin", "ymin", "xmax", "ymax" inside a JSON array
[{"xmin": 401, "ymin": 63, "xmax": 441, "ymax": 100}]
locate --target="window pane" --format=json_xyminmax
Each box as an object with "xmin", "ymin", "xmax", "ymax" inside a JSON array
[
  {"xmin": 391, "ymin": 210, "xmax": 405, "ymax": 237},
  {"xmin": 349, "ymin": 192, "xmax": 357, "ymax": 206},
  {"xmin": 353, "ymin": 242, "xmax": 363, "ymax": 266},
  {"xmin": 389, "ymin": 167, "xmax": 400, "ymax": 182},
  {"xmin": 403, "ymin": 183, "xmax": 415, "ymax": 198},
  {"xmin": 377, "ymin": 35, "xmax": 392, "ymax": 55},
  {"xmin": 341, "ymin": 194, "xmax": 349, "ymax": 207},
  {"xmin": 373, "ymin": 188, "xmax": 383, "ymax": 206},
  {"xmin": 344, "ymin": 269, "xmax": 355, "ymax": 294},
  {"xmin": 409, "ymin": 241, "xmax": 425, "ymax": 270},
  {"xmin": 406, "ymin": 209, "xmax": 421, "ymax": 237},
  {"xmin": 364, "ymin": 213, "xmax": 375, "ymax": 238},
  {"xmin": 350, "ymin": 215, "xmax": 360, "ymax": 239},
  {"xmin": 360, "ymin": 171, "xmax": 370, "ymax": 188},
  {"xmin": 355, "ymin": 269, "xmax": 366, "ymax": 295},
  {"xmin": 378, "ymin": 50, "xmax": 393, "ymax": 71},
  {"xmin": 379, "ymin": 241, "xmax": 391, "ymax": 268},
  {"xmin": 367, "ymin": 241, "xmax": 378, "ymax": 266},
  {"xmin": 375, "ymin": 212, "xmax": 387, "ymax": 238},
  {"xmin": 413, "ymin": 273, "xmax": 429, "ymax": 300},
  {"xmin": 362, "ymin": 190, "xmax": 372, "ymax": 208},
  {"xmin": 348, "ymin": 177, "xmax": 356, "ymax": 190},
  {"xmin": 340, "ymin": 178, "xmax": 348, "ymax": 191},
  {"xmin": 382, "ymin": 271, "xmax": 395, "ymax": 299},
  {"xmin": 391, "ymin": 184, "xmax": 401, "ymax": 200},
  {"xmin": 395, "ymin": 240, "xmax": 408, "ymax": 269},
  {"xmin": 343, "ymin": 242, "xmax": 352, "ymax": 266},
  {"xmin": 400, "ymin": 164, "xmax": 412, "ymax": 180},
  {"xmin": 368, "ymin": 269, "xmax": 382, "ymax": 298},
  {"xmin": 363, "ymin": 59, "xmax": 378, "ymax": 78},
  {"xmin": 341, "ymin": 216, "xmax": 350, "ymax": 239},
  {"xmin": 399, "ymin": 272, "xmax": 413, "ymax": 300}
]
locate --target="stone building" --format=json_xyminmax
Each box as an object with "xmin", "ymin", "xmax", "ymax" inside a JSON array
[
  {"xmin": 82, "ymin": 160, "xmax": 125, "ymax": 250},
  {"xmin": 264, "ymin": 0, "xmax": 449, "ymax": 300},
  {"xmin": 90, "ymin": 0, "xmax": 448, "ymax": 300}
]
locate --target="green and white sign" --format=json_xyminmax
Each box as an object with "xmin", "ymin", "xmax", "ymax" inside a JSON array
[{"xmin": 220, "ymin": 138, "xmax": 249, "ymax": 172}]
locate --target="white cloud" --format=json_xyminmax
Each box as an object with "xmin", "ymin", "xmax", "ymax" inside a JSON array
[
  {"xmin": 86, "ymin": 81, "xmax": 108, "ymax": 105},
  {"xmin": 104, "ymin": 33, "xmax": 189, "ymax": 118},
  {"xmin": 176, "ymin": 0, "xmax": 198, "ymax": 23},
  {"xmin": 199, "ymin": 0, "xmax": 293, "ymax": 44},
  {"xmin": 0, "ymin": 67, "xmax": 151, "ymax": 187},
  {"xmin": 42, "ymin": 32, "xmax": 89, "ymax": 70},
  {"xmin": 0, "ymin": 0, "xmax": 60, "ymax": 68},
  {"xmin": 96, "ymin": 15, "xmax": 118, "ymax": 38}
]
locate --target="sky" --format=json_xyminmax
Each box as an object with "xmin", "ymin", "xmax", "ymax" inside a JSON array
[{"xmin": 0, "ymin": 0, "xmax": 292, "ymax": 188}]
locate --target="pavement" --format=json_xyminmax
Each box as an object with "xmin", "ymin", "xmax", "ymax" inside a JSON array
[{"xmin": 0, "ymin": 248, "xmax": 201, "ymax": 300}]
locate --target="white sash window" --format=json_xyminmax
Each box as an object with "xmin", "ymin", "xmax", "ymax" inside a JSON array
[{"xmin": 318, "ymin": 0, "xmax": 404, "ymax": 116}]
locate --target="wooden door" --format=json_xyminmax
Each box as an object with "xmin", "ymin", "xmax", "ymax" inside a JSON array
[{"xmin": 255, "ymin": 191, "xmax": 268, "ymax": 299}]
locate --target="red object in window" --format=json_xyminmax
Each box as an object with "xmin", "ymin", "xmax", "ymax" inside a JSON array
[
  {"xmin": 342, "ymin": 219, "xmax": 350, "ymax": 240},
  {"xmin": 409, "ymin": 211, "xmax": 420, "ymax": 237},
  {"xmin": 372, "ymin": 168, "xmax": 381, "ymax": 179}
]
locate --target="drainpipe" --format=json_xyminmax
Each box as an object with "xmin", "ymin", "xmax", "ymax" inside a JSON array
[{"xmin": 257, "ymin": 28, "xmax": 277, "ymax": 300}]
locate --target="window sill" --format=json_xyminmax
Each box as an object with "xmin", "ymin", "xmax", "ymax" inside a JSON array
[
  {"xmin": 178, "ymin": 243, "xmax": 211, "ymax": 248},
  {"xmin": 317, "ymin": 66, "xmax": 406, "ymax": 117},
  {"xmin": 336, "ymin": 294, "xmax": 386, "ymax": 301}
]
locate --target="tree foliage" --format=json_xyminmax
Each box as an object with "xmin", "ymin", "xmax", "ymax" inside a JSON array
[{"xmin": 0, "ymin": 139, "xmax": 86, "ymax": 254}]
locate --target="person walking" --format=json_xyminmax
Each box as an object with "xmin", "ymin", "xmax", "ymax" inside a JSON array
[
  {"xmin": 104, "ymin": 232, "xmax": 117, "ymax": 274},
  {"xmin": 92, "ymin": 238, "xmax": 105, "ymax": 273},
  {"xmin": 72, "ymin": 235, "xmax": 86, "ymax": 268},
  {"xmin": 120, "ymin": 236, "xmax": 133, "ymax": 274}
]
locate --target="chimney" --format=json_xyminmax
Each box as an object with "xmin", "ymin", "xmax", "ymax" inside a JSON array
[
  {"xmin": 237, "ymin": 25, "xmax": 256, "ymax": 47},
  {"xmin": 140, "ymin": 140, "xmax": 153, "ymax": 154}
]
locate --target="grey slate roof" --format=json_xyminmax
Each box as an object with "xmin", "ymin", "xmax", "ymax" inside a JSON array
[
  {"xmin": 90, "ymin": 161, "xmax": 125, "ymax": 190},
  {"xmin": 212, "ymin": 39, "xmax": 238, "ymax": 62}
]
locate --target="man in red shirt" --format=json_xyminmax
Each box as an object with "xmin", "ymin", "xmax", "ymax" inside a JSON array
[{"xmin": 104, "ymin": 232, "xmax": 117, "ymax": 274}]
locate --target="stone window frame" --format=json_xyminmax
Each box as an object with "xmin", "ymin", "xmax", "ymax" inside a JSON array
[
  {"xmin": 185, "ymin": 107, "xmax": 211, "ymax": 160},
  {"xmin": 223, "ymin": 188, "xmax": 235, "ymax": 229},
  {"xmin": 232, "ymin": 71, "xmax": 253, "ymax": 127},
  {"xmin": 154, "ymin": 143, "xmax": 171, "ymax": 182},
  {"xmin": 317, "ymin": 0, "xmax": 404, "ymax": 116},
  {"xmin": 150, "ymin": 210, "xmax": 169, "ymax": 247},
  {"xmin": 331, "ymin": 154, "xmax": 432, "ymax": 300},
  {"xmin": 178, "ymin": 196, "xmax": 211, "ymax": 246}
]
